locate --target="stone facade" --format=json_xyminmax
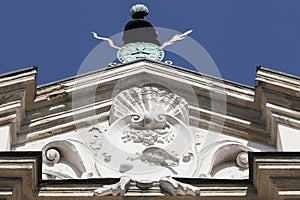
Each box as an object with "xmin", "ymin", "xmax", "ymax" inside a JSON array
[{"xmin": 0, "ymin": 60, "xmax": 300, "ymax": 199}]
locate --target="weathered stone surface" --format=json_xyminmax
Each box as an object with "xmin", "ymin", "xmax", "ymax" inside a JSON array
[
  {"xmin": 0, "ymin": 152, "xmax": 298, "ymax": 199},
  {"xmin": 0, "ymin": 61, "xmax": 300, "ymax": 198}
]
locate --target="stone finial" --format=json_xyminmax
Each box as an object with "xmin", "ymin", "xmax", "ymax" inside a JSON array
[{"xmin": 130, "ymin": 4, "xmax": 149, "ymax": 19}]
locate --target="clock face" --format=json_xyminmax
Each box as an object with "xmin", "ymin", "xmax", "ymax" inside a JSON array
[{"xmin": 117, "ymin": 42, "xmax": 164, "ymax": 63}]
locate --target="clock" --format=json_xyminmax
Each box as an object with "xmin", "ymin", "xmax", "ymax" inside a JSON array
[{"xmin": 117, "ymin": 42, "xmax": 164, "ymax": 63}]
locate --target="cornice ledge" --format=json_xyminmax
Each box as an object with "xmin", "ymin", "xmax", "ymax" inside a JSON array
[
  {"xmin": 250, "ymin": 152, "xmax": 300, "ymax": 199},
  {"xmin": 0, "ymin": 151, "xmax": 299, "ymax": 199},
  {"xmin": 0, "ymin": 151, "xmax": 41, "ymax": 199}
]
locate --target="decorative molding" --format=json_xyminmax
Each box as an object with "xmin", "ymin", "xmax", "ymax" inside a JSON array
[
  {"xmin": 0, "ymin": 152, "xmax": 298, "ymax": 199},
  {"xmin": 250, "ymin": 152, "xmax": 300, "ymax": 200}
]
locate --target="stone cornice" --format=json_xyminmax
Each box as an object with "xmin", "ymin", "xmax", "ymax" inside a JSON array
[{"xmin": 0, "ymin": 152, "xmax": 299, "ymax": 199}]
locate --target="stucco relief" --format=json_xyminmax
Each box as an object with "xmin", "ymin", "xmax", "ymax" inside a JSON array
[
  {"xmin": 197, "ymin": 141, "xmax": 252, "ymax": 179},
  {"xmin": 39, "ymin": 86, "xmax": 260, "ymax": 183},
  {"xmin": 109, "ymin": 86, "xmax": 189, "ymax": 125},
  {"xmin": 42, "ymin": 140, "xmax": 96, "ymax": 179},
  {"xmin": 94, "ymin": 176, "xmax": 201, "ymax": 196},
  {"xmin": 89, "ymin": 86, "xmax": 197, "ymax": 179},
  {"xmin": 121, "ymin": 114, "xmax": 175, "ymax": 146}
]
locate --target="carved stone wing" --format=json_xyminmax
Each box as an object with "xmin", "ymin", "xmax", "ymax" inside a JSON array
[
  {"xmin": 94, "ymin": 176, "xmax": 131, "ymax": 196},
  {"xmin": 159, "ymin": 176, "xmax": 200, "ymax": 196}
]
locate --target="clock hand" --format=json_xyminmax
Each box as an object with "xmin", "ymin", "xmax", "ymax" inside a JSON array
[
  {"xmin": 141, "ymin": 52, "xmax": 150, "ymax": 55},
  {"xmin": 131, "ymin": 52, "xmax": 140, "ymax": 55}
]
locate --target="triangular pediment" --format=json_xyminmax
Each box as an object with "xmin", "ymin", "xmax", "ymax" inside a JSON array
[
  {"xmin": 2, "ymin": 60, "xmax": 299, "ymax": 147},
  {"xmin": 1, "ymin": 60, "xmax": 300, "ymax": 198},
  {"xmin": 27, "ymin": 60, "xmax": 255, "ymax": 141}
]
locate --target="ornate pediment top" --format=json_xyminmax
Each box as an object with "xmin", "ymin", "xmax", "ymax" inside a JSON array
[{"xmin": 72, "ymin": 86, "xmax": 195, "ymax": 179}]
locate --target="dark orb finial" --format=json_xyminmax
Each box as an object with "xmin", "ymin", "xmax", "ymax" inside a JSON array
[
  {"xmin": 123, "ymin": 4, "xmax": 160, "ymax": 46},
  {"xmin": 130, "ymin": 4, "xmax": 149, "ymax": 19}
]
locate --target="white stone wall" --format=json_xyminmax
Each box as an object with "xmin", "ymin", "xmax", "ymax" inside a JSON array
[
  {"xmin": 0, "ymin": 125, "xmax": 10, "ymax": 150},
  {"xmin": 277, "ymin": 124, "xmax": 300, "ymax": 151}
]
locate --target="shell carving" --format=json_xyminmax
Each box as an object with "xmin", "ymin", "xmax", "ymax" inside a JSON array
[{"xmin": 109, "ymin": 86, "xmax": 189, "ymax": 125}]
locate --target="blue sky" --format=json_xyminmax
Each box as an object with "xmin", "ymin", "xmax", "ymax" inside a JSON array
[{"xmin": 0, "ymin": 1, "xmax": 300, "ymax": 86}]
